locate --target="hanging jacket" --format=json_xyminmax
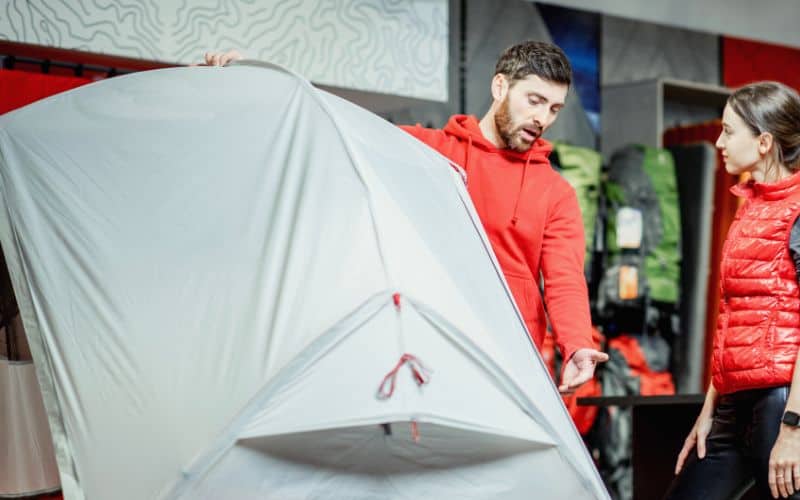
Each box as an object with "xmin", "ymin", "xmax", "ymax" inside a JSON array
[
  {"xmin": 607, "ymin": 334, "xmax": 675, "ymax": 396},
  {"xmin": 401, "ymin": 115, "xmax": 592, "ymax": 361},
  {"xmin": 712, "ymin": 170, "xmax": 800, "ymax": 394}
]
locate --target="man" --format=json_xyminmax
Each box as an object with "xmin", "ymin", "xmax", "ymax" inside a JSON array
[{"xmin": 204, "ymin": 41, "xmax": 608, "ymax": 392}]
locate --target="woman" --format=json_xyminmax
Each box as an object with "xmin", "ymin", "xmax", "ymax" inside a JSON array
[{"xmin": 666, "ymin": 81, "xmax": 800, "ymax": 499}]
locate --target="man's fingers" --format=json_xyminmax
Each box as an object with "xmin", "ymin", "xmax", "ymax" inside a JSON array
[
  {"xmin": 558, "ymin": 384, "xmax": 575, "ymax": 395},
  {"xmin": 573, "ymin": 349, "xmax": 609, "ymax": 364},
  {"xmin": 593, "ymin": 351, "xmax": 609, "ymax": 362},
  {"xmin": 564, "ymin": 371, "xmax": 592, "ymax": 390}
]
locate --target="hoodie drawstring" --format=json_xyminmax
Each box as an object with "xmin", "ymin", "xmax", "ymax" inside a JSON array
[
  {"xmin": 465, "ymin": 134, "xmax": 472, "ymax": 173},
  {"xmin": 511, "ymin": 150, "xmax": 532, "ymax": 226}
]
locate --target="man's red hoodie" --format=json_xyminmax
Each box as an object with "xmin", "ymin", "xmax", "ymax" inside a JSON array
[{"xmin": 401, "ymin": 115, "xmax": 592, "ymax": 361}]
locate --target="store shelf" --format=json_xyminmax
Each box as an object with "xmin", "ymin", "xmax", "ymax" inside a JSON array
[{"xmin": 601, "ymin": 78, "xmax": 731, "ymax": 159}]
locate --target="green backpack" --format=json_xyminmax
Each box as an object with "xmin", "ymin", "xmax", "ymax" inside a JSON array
[
  {"xmin": 601, "ymin": 144, "xmax": 681, "ymax": 306},
  {"xmin": 550, "ymin": 142, "xmax": 604, "ymax": 278}
]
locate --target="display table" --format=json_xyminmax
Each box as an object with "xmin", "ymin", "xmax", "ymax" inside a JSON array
[{"xmin": 578, "ymin": 394, "xmax": 758, "ymax": 500}]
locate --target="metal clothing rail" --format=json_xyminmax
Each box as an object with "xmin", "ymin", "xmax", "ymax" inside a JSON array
[
  {"xmin": 0, "ymin": 40, "xmax": 173, "ymax": 78},
  {"xmin": 0, "ymin": 54, "xmax": 129, "ymax": 78}
]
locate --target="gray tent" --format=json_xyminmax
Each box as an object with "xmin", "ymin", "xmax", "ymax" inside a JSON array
[{"xmin": 0, "ymin": 62, "xmax": 609, "ymax": 499}]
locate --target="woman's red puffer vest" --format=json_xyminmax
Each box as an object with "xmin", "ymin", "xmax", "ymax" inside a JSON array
[{"xmin": 712, "ymin": 171, "xmax": 800, "ymax": 395}]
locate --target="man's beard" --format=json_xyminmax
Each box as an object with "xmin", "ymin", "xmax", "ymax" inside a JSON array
[{"xmin": 494, "ymin": 96, "xmax": 541, "ymax": 152}]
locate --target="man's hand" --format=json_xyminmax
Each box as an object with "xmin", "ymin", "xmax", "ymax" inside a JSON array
[
  {"xmin": 203, "ymin": 50, "xmax": 244, "ymax": 66},
  {"xmin": 558, "ymin": 348, "xmax": 608, "ymax": 393}
]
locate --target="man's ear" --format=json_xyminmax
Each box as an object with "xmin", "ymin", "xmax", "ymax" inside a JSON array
[
  {"xmin": 758, "ymin": 132, "xmax": 774, "ymax": 156},
  {"xmin": 491, "ymin": 73, "xmax": 509, "ymax": 102}
]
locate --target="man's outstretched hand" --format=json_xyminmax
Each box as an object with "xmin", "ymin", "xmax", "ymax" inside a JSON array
[{"xmin": 558, "ymin": 348, "xmax": 609, "ymax": 393}]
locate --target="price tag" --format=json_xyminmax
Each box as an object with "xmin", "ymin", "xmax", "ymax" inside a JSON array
[
  {"xmin": 617, "ymin": 207, "xmax": 643, "ymax": 249},
  {"xmin": 619, "ymin": 265, "xmax": 639, "ymax": 299}
]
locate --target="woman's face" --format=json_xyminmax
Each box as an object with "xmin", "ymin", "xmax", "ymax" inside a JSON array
[{"xmin": 716, "ymin": 104, "xmax": 763, "ymax": 177}]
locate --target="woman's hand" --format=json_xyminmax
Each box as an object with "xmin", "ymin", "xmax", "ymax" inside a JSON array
[
  {"xmin": 768, "ymin": 426, "xmax": 800, "ymax": 498},
  {"xmin": 203, "ymin": 50, "xmax": 243, "ymax": 66},
  {"xmin": 674, "ymin": 408, "xmax": 714, "ymax": 475}
]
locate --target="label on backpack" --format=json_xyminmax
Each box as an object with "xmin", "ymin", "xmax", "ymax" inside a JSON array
[
  {"xmin": 616, "ymin": 207, "xmax": 643, "ymax": 249},
  {"xmin": 619, "ymin": 265, "xmax": 639, "ymax": 299}
]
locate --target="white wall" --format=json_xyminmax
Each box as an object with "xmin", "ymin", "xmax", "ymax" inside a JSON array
[
  {"xmin": 0, "ymin": 0, "xmax": 449, "ymax": 102},
  {"xmin": 602, "ymin": 16, "xmax": 719, "ymax": 86},
  {"xmin": 465, "ymin": 0, "xmax": 596, "ymax": 148}
]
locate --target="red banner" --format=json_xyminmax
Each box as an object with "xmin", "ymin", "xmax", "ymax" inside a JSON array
[
  {"xmin": 723, "ymin": 36, "xmax": 800, "ymax": 91},
  {"xmin": 0, "ymin": 69, "xmax": 92, "ymax": 115}
]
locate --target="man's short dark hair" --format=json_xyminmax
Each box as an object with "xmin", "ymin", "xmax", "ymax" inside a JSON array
[{"xmin": 494, "ymin": 40, "xmax": 572, "ymax": 87}]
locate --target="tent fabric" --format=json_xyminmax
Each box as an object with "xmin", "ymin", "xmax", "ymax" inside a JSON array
[
  {"xmin": 0, "ymin": 61, "xmax": 608, "ymax": 500},
  {"xmin": 0, "ymin": 360, "xmax": 60, "ymax": 497}
]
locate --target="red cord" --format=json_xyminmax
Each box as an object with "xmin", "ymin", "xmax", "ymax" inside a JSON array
[{"xmin": 376, "ymin": 354, "xmax": 430, "ymax": 399}]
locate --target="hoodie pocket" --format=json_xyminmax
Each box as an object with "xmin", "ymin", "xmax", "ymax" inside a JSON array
[{"xmin": 503, "ymin": 272, "xmax": 542, "ymax": 330}]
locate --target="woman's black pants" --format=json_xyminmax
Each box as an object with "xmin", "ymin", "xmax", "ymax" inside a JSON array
[{"xmin": 664, "ymin": 386, "xmax": 800, "ymax": 500}]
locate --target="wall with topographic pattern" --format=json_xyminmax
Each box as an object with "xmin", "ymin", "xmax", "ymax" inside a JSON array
[{"xmin": 0, "ymin": 0, "xmax": 448, "ymax": 101}]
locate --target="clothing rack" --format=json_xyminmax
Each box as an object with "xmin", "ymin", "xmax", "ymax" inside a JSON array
[
  {"xmin": 0, "ymin": 40, "xmax": 172, "ymax": 78},
  {"xmin": 0, "ymin": 54, "xmax": 129, "ymax": 78}
]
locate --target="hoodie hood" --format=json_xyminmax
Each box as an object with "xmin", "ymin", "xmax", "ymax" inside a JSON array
[
  {"xmin": 442, "ymin": 114, "xmax": 553, "ymax": 162},
  {"xmin": 443, "ymin": 115, "xmax": 553, "ymax": 225}
]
